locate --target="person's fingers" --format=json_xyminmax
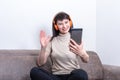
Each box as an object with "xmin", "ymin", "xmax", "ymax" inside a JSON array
[
  {"xmin": 69, "ymin": 46, "xmax": 78, "ymax": 54},
  {"xmin": 70, "ymin": 39, "xmax": 78, "ymax": 46},
  {"xmin": 40, "ymin": 30, "xmax": 46, "ymax": 38},
  {"xmin": 69, "ymin": 42, "xmax": 78, "ymax": 51}
]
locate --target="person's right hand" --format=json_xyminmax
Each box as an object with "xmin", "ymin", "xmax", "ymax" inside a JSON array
[{"xmin": 40, "ymin": 30, "xmax": 51, "ymax": 48}]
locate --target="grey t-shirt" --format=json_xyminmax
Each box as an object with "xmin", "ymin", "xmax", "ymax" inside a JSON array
[{"xmin": 46, "ymin": 32, "xmax": 80, "ymax": 74}]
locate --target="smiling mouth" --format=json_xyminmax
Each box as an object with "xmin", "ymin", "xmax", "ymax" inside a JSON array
[
  {"xmin": 62, "ymin": 27, "xmax": 69, "ymax": 31},
  {"xmin": 62, "ymin": 29, "xmax": 68, "ymax": 32}
]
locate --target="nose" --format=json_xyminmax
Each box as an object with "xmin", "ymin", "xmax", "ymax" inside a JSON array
[{"xmin": 63, "ymin": 23, "xmax": 67, "ymax": 28}]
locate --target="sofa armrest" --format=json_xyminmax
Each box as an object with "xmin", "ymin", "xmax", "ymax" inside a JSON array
[{"xmin": 103, "ymin": 64, "xmax": 120, "ymax": 80}]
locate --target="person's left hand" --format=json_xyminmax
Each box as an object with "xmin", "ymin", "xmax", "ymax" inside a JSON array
[{"xmin": 69, "ymin": 39, "xmax": 84, "ymax": 56}]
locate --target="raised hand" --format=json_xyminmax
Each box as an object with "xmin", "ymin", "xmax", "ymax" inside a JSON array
[{"xmin": 40, "ymin": 30, "xmax": 51, "ymax": 48}]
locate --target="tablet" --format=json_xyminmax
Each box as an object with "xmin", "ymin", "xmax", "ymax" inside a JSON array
[{"xmin": 71, "ymin": 28, "xmax": 83, "ymax": 44}]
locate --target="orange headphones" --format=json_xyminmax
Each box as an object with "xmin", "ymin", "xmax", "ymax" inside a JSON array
[{"xmin": 53, "ymin": 17, "xmax": 73, "ymax": 31}]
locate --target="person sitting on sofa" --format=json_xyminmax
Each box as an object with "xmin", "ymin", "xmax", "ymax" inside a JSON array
[{"xmin": 30, "ymin": 12, "xmax": 89, "ymax": 80}]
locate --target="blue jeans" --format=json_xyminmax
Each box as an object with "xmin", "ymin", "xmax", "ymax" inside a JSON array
[{"xmin": 30, "ymin": 67, "xmax": 88, "ymax": 80}]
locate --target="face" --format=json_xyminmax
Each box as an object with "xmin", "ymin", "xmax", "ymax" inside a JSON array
[{"xmin": 56, "ymin": 19, "xmax": 70, "ymax": 34}]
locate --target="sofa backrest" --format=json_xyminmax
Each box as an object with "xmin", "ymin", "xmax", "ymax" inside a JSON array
[
  {"xmin": 0, "ymin": 50, "xmax": 103, "ymax": 80},
  {"xmin": 0, "ymin": 50, "xmax": 38, "ymax": 80},
  {"xmin": 78, "ymin": 51, "xmax": 103, "ymax": 80}
]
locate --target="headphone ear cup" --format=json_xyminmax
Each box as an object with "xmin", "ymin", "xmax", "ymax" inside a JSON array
[
  {"xmin": 54, "ymin": 24, "xmax": 59, "ymax": 30},
  {"xmin": 70, "ymin": 20, "xmax": 73, "ymax": 28}
]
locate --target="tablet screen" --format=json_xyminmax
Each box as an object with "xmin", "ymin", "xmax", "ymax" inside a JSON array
[{"xmin": 71, "ymin": 28, "xmax": 82, "ymax": 44}]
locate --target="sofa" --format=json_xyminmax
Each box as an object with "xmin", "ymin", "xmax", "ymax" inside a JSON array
[{"xmin": 0, "ymin": 50, "xmax": 120, "ymax": 80}]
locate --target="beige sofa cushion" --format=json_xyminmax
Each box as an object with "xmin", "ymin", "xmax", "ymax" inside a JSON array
[
  {"xmin": 0, "ymin": 50, "xmax": 103, "ymax": 80},
  {"xmin": 0, "ymin": 50, "xmax": 38, "ymax": 80}
]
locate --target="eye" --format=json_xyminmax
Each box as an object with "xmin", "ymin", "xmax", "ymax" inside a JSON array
[
  {"xmin": 57, "ymin": 23, "xmax": 62, "ymax": 26},
  {"xmin": 65, "ymin": 21, "xmax": 69, "ymax": 24}
]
